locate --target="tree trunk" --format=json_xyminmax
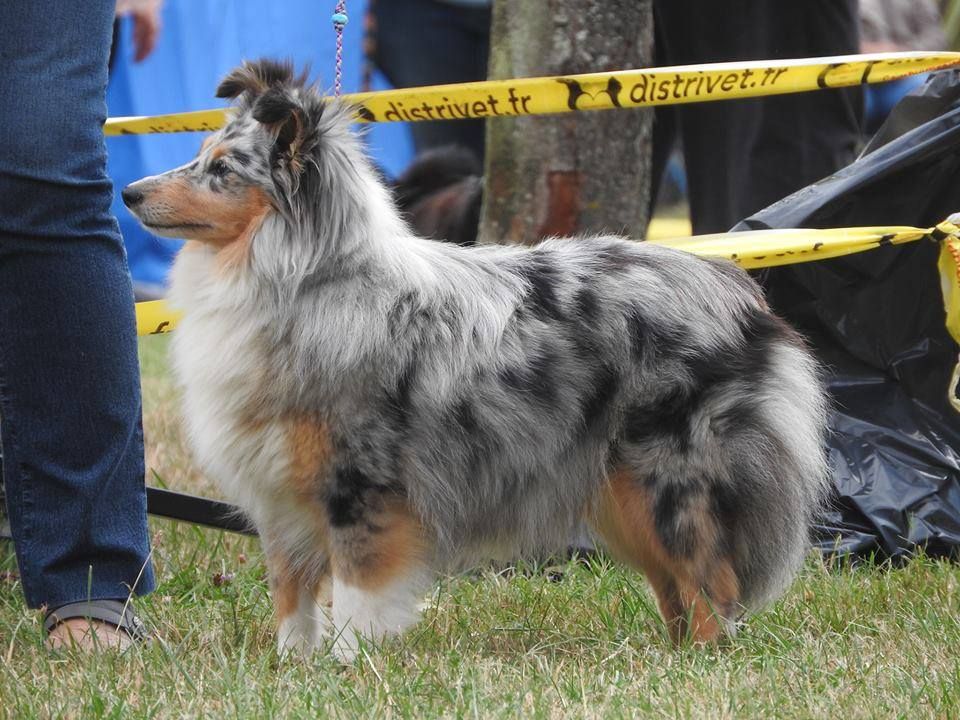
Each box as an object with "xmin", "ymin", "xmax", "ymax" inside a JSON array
[{"xmin": 478, "ymin": 0, "xmax": 654, "ymax": 245}]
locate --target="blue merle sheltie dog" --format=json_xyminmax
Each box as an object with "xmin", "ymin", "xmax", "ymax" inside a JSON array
[{"xmin": 123, "ymin": 60, "xmax": 829, "ymax": 661}]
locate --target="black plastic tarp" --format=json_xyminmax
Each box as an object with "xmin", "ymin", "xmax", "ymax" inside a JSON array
[{"xmin": 732, "ymin": 71, "xmax": 960, "ymax": 560}]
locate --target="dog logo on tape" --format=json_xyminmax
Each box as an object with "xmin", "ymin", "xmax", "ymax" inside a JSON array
[{"xmin": 557, "ymin": 77, "xmax": 623, "ymax": 111}]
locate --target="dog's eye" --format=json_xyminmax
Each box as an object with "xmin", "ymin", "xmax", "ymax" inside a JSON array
[{"xmin": 210, "ymin": 159, "xmax": 231, "ymax": 178}]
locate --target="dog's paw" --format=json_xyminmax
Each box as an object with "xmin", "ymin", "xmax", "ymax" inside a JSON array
[
  {"xmin": 276, "ymin": 615, "xmax": 319, "ymax": 657},
  {"xmin": 330, "ymin": 630, "xmax": 362, "ymax": 664},
  {"xmin": 276, "ymin": 629, "xmax": 314, "ymax": 657}
]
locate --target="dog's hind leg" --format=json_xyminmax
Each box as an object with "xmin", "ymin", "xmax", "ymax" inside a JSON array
[
  {"xmin": 328, "ymin": 498, "xmax": 432, "ymax": 662},
  {"xmin": 590, "ymin": 468, "xmax": 741, "ymax": 645}
]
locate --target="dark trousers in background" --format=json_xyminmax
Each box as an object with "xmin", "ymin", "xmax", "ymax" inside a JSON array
[
  {"xmin": 652, "ymin": 0, "xmax": 863, "ymax": 233},
  {"xmin": 370, "ymin": 0, "xmax": 492, "ymax": 160}
]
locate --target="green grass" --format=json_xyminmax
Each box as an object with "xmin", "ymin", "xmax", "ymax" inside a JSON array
[{"xmin": 1, "ymin": 336, "xmax": 958, "ymax": 719}]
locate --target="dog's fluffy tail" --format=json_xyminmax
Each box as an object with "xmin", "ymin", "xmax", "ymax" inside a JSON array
[
  {"xmin": 731, "ymin": 330, "xmax": 830, "ymax": 609},
  {"xmin": 607, "ymin": 304, "xmax": 830, "ymax": 619}
]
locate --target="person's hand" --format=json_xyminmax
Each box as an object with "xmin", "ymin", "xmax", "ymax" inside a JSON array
[{"xmin": 130, "ymin": 7, "xmax": 161, "ymax": 63}]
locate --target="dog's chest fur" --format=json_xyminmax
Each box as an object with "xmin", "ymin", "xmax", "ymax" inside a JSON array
[{"xmin": 168, "ymin": 247, "xmax": 327, "ymax": 528}]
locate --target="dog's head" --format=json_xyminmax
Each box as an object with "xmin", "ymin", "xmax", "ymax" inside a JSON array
[{"xmin": 122, "ymin": 59, "xmax": 358, "ymax": 252}]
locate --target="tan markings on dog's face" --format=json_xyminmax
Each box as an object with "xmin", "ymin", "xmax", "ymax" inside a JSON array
[
  {"xmin": 137, "ymin": 176, "xmax": 271, "ymax": 246},
  {"xmin": 125, "ymin": 128, "xmax": 279, "ymax": 271},
  {"xmin": 333, "ymin": 499, "xmax": 426, "ymax": 591},
  {"xmin": 214, "ymin": 193, "xmax": 271, "ymax": 273}
]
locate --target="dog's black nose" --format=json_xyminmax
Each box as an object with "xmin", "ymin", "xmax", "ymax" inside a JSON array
[{"xmin": 121, "ymin": 186, "xmax": 143, "ymax": 207}]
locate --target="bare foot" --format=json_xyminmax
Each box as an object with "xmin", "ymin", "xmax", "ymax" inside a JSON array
[{"xmin": 45, "ymin": 618, "xmax": 136, "ymax": 652}]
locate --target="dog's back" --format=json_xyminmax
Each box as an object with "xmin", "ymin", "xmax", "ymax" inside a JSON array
[{"xmin": 322, "ymin": 236, "xmax": 828, "ymax": 621}]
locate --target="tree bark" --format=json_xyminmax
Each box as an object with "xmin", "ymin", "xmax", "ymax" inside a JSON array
[{"xmin": 479, "ymin": 0, "xmax": 654, "ymax": 245}]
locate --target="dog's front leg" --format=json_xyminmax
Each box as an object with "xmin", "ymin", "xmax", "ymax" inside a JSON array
[
  {"xmin": 327, "ymin": 499, "xmax": 431, "ymax": 662},
  {"xmin": 330, "ymin": 568, "xmax": 430, "ymax": 662},
  {"xmin": 264, "ymin": 539, "xmax": 332, "ymax": 655},
  {"xmin": 276, "ymin": 573, "xmax": 333, "ymax": 655}
]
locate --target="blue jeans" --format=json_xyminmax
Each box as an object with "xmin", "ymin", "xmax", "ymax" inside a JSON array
[{"xmin": 0, "ymin": 1, "xmax": 155, "ymax": 608}]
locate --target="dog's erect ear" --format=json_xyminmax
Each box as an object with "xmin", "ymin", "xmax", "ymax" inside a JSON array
[
  {"xmin": 216, "ymin": 59, "xmax": 299, "ymax": 101},
  {"xmin": 252, "ymin": 87, "xmax": 307, "ymax": 160}
]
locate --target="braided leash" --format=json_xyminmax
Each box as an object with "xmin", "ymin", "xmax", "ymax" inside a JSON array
[{"xmin": 331, "ymin": 1, "xmax": 348, "ymax": 96}]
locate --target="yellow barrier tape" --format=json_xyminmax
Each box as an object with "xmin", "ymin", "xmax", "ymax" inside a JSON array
[
  {"xmin": 135, "ymin": 221, "xmax": 960, "ymax": 342},
  {"xmin": 106, "ymin": 108, "xmax": 232, "ymax": 137},
  {"xmin": 105, "ymin": 51, "xmax": 960, "ymax": 135},
  {"xmin": 951, "ymin": 363, "xmax": 960, "ymax": 413},
  {"xmin": 136, "ymin": 300, "xmax": 181, "ymax": 336},
  {"xmin": 936, "ymin": 224, "xmax": 960, "ymax": 412},
  {"xmin": 938, "ymin": 230, "xmax": 960, "ymax": 346},
  {"xmin": 136, "ymin": 221, "xmax": 960, "ymax": 410},
  {"xmin": 653, "ymin": 225, "xmax": 928, "ymax": 270}
]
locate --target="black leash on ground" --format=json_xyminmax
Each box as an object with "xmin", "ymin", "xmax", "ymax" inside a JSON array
[
  {"xmin": 0, "ymin": 485, "xmax": 254, "ymax": 540},
  {"xmin": 145, "ymin": 487, "xmax": 256, "ymax": 535}
]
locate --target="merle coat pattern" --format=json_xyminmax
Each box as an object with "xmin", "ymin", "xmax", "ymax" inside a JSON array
[{"xmin": 123, "ymin": 60, "xmax": 829, "ymax": 660}]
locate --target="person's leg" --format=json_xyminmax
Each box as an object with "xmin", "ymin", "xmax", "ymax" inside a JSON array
[
  {"xmin": 371, "ymin": 0, "xmax": 491, "ymax": 158},
  {"xmin": 740, "ymin": 0, "xmax": 861, "ymax": 223},
  {"xmin": 654, "ymin": 0, "xmax": 861, "ymax": 233},
  {"xmin": 647, "ymin": 14, "xmax": 681, "ymax": 221},
  {"xmin": 0, "ymin": 1, "xmax": 155, "ymax": 613},
  {"xmin": 653, "ymin": 0, "xmax": 768, "ymax": 233}
]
